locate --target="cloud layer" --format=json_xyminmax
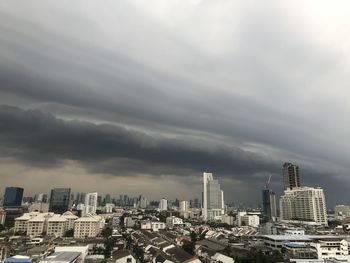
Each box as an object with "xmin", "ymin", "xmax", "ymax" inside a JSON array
[{"xmin": 1, "ymin": 0, "xmax": 350, "ymax": 205}]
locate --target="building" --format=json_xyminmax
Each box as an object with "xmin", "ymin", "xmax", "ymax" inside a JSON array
[
  {"xmin": 47, "ymin": 214, "xmax": 68, "ymax": 237},
  {"xmin": 26, "ymin": 214, "xmax": 47, "ymax": 237},
  {"xmin": 262, "ymin": 189, "xmax": 277, "ymax": 221},
  {"xmin": 166, "ymin": 216, "xmax": 183, "ymax": 228},
  {"xmin": 202, "ymin": 172, "xmax": 225, "ymax": 221},
  {"xmin": 159, "ymin": 198, "xmax": 168, "ymax": 211},
  {"xmin": 280, "ymin": 187, "xmax": 327, "ymax": 226},
  {"xmin": 84, "ymin": 192, "xmax": 98, "ymax": 216},
  {"xmin": 179, "ymin": 201, "xmax": 189, "ymax": 213},
  {"xmin": 49, "ymin": 188, "xmax": 71, "ymax": 214},
  {"xmin": 114, "ymin": 250, "xmax": 136, "ymax": 263},
  {"xmin": 39, "ymin": 252, "xmax": 81, "ymax": 263},
  {"xmin": 310, "ymin": 238, "xmax": 348, "ymax": 261},
  {"xmin": 3, "ymin": 187, "xmax": 24, "ymax": 207},
  {"xmin": 283, "ymin": 162, "xmax": 300, "ymax": 190},
  {"xmin": 0, "ymin": 208, "xmax": 6, "ymax": 225},
  {"xmin": 74, "ymin": 215, "xmax": 102, "ymax": 238}
]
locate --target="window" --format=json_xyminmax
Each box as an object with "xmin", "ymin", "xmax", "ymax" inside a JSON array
[{"xmin": 127, "ymin": 258, "xmax": 132, "ymax": 263}]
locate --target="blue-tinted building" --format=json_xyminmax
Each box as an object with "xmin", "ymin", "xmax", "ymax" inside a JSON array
[
  {"xmin": 49, "ymin": 188, "xmax": 71, "ymax": 214},
  {"xmin": 3, "ymin": 187, "xmax": 24, "ymax": 207}
]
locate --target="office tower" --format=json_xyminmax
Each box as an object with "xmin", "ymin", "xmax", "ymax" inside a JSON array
[
  {"xmin": 159, "ymin": 198, "xmax": 168, "ymax": 211},
  {"xmin": 49, "ymin": 188, "xmax": 71, "ymax": 214},
  {"xmin": 202, "ymin": 172, "xmax": 225, "ymax": 221},
  {"xmin": 283, "ymin": 162, "xmax": 300, "ymax": 190},
  {"xmin": 180, "ymin": 201, "xmax": 190, "ymax": 213},
  {"xmin": 84, "ymin": 192, "xmax": 98, "ymax": 215},
  {"xmin": 105, "ymin": 194, "xmax": 111, "ymax": 204},
  {"xmin": 280, "ymin": 187, "xmax": 327, "ymax": 226},
  {"xmin": 262, "ymin": 189, "xmax": 277, "ymax": 221},
  {"xmin": 3, "ymin": 187, "xmax": 24, "ymax": 207}
]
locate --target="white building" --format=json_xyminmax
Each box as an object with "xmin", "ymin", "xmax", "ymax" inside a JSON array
[
  {"xmin": 166, "ymin": 216, "xmax": 183, "ymax": 228},
  {"xmin": 310, "ymin": 239, "xmax": 348, "ymax": 261},
  {"xmin": 114, "ymin": 250, "xmax": 136, "ymax": 263},
  {"xmin": 241, "ymin": 215, "xmax": 260, "ymax": 228},
  {"xmin": 202, "ymin": 172, "xmax": 225, "ymax": 221},
  {"xmin": 84, "ymin": 192, "xmax": 98, "ymax": 216},
  {"xmin": 74, "ymin": 214, "xmax": 103, "ymax": 238},
  {"xmin": 280, "ymin": 187, "xmax": 327, "ymax": 226},
  {"xmin": 159, "ymin": 198, "xmax": 168, "ymax": 211},
  {"xmin": 180, "ymin": 201, "xmax": 190, "ymax": 213}
]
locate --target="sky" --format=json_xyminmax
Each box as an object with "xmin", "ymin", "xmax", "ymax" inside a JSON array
[{"xmin": 0, "ymin": 0, "xmax": 350, "ymax": 206}]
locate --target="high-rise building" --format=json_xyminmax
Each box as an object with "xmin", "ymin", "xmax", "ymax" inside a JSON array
[
  {"xmin": 180, "ymin": 201, "xmax": 190, "ymax": 213},
  {"xmin": 283, "ymin": 162, "xmax": 300, "ymax": 190},
  {"xmin": 262, "ymin": 189, "xmax": 277, "ymax": 221},
  {"xmin": 49, "ymin": 188, "xmax": 71, "ymax": 214},
  {"xmin": 84, "ymin": 192, "xmax": 98, "ymax": 215},
  {"xmin": 280, "ymin": 187, "xmax": 327, "ymax": 225},
  {"xmin": 3, "ymin": 187, "xmax": 24, "ymax": 207},
  {"xmin": 202, "ymin": 172, "xmax": 225, "ymax": 221},
  {"xmin": 159, "ymin": 198, "xmax": 168, "ymax": 211}
]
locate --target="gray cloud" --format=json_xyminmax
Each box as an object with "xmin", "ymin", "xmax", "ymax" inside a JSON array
[{"xmin": 0, "ymin": 0, "xmax": 349, "ymax": 205}]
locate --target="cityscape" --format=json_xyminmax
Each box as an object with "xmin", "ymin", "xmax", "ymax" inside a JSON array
[
  {"xmin": 1, "ymin": 1, "xmax": 350, "ymax": 263},
  {"xmin": 0, "ymin": 163, "xmax": 349, "ymax": 263}
]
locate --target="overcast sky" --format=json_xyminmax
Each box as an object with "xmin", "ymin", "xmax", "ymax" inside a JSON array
[{"xmin": 1, "ymin": 0, "xmax": 350, "ymax": 206}]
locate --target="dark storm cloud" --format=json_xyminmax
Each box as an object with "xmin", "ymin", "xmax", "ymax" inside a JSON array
[
  {"xmin": 0, "ymin": 0, "xmax": 350, "ymax": 204},
  {"xmin": 0, "ymin": 105, "xmax": 280, "ymax": 178}
]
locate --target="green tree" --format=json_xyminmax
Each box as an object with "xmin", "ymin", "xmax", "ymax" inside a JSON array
[
  {"xmin": 65, "ymin": 229, "xmax": 74, "ymax": 237},
  {"xmin": 101, "ymin": 226, "xmax": 113, "ymax": 238}
]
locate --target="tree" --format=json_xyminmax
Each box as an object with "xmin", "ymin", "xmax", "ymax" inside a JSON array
[
  {"xmin": 190, "ymin": 231, "xmax": 197, "ymax": 242},
  {"xmin": 65, "ymin": 229, "xmax": 74, "ymax": 237},
  {"xmin": 133, "ymin": 245, "xmax": 144, "ymax": 263},
  {"xmin": 101, "ymin": 226, "xmax": 113, "ymax": 238},
  {"xmin": 183, "ymin": 241, "xmax": 195, "ymax": 255}
]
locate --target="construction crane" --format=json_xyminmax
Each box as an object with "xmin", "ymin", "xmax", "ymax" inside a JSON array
[{"xmin": 265, "ymin": 174, "xmax": 272, "ymax": 189}]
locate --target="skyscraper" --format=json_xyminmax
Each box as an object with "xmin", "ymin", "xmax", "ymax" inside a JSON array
[
  {"xmin": 84, "ymin": 192, "xmax": 98, "ymax": 215},
  {"xmin": 49, "ymin": 188, "xmax": 71, "ymax": 214},
  {"xmin": 262, "ymin": 189, "xmax": 277, "ymax": 221},
  {"xmin": 283, "ymin": 162, "xmax": 300, "ymax": 190},
  {"xmin": 159, "ymin": 198, "xmax": 168, "ymax": 211},
  {"xmin": 3, "ymin": 187, "xmax": 24, "ymax": 207},
  {"xmin": 202, "ymin": 172, "xmax": 224, "ymax": 221}
]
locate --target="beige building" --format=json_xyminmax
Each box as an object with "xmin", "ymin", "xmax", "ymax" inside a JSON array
[
  {"xmin": 14, "ymin": 212, "xmax": 79, "ymax": 237},
  {"xmin": 47, "ymin": 214, "xmax": 68, "ymax": 237},
  {"xmin": 280, "ymin": 187, "xmax": 327, "ymax": 226},
  {"xmin": 74, "ymin": 214, "xmax": 103, "ymax": 238},
  {"xmin": 27, "ymin": 214, "xmax": 47, "ymax": 237}
]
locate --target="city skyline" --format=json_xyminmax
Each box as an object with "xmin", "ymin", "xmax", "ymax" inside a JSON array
[{"xmin": 1, "ymin": 1, "xmax": 350, "ymax": 206}]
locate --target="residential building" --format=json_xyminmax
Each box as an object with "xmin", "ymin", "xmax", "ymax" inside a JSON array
[
  {"xmin": 47, "ymin": 214, "xmax": 68, "ymax": 237},
  {"xmin": 114, "ymin": 250, "xmax": 136, "ymax": 263},
  {"xmin": 166, "ymin": 216, "xmax": 183, "ymax": 228},
  {"xmin": 280, "ymin": 187, "xmax": 327, "ymax": 226},
  {"xmin": 74, "ymin": 215, "xmax": 102, "ymax": 238},
  {"xmin": 202, "ymin": 172, "xmax": 225, "ymax": 221},
  {"xmin": 283, "ymin": 162, "xmax": 300, "ymax": 190},
  {"xmin": 49, "ymin": 188, "xmax": 71, "ymax": 214}
]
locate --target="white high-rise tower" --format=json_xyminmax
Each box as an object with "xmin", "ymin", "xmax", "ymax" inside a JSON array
[{"xmin": 202, "ymin": 172, "xmax": 225, "ymax": 221}]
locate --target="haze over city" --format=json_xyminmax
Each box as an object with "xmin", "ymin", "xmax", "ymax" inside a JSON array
[{"xmin": 1, "ymin": 0, "xmax": 350, "ymax": 206}]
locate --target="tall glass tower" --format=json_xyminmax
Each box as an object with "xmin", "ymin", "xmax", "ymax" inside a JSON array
[
  {"xmin": 3, "ymin": 187, "xmax": 24, "ymax": 207},
  {"xmin": 202, "ymin": 172, "xmax": 224, "ymax": 221},
  {"xmin": 49, "ymin": 188, "xmax": 71, "ymax": 214}
]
